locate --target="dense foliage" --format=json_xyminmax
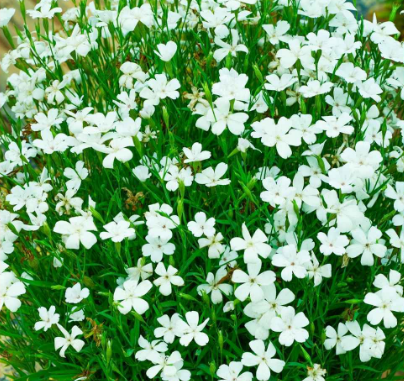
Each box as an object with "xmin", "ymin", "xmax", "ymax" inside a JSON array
[{"xmin": 1, "ymin": 0, "xmax": 404, "ymax": 380}]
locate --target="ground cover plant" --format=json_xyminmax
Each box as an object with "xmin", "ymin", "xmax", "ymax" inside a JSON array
[{"xmin": 1, "ymin": 0, "xmax": 404, "ymax": 380}]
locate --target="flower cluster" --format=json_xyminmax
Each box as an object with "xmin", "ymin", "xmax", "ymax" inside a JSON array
[{"xmin": 1, "ymin": 0, "xmax": 404, "ymax": 380}]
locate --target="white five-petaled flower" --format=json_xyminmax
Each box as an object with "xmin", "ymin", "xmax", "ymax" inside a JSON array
[
  {"xmin": 324, "ymin": 323, "xmax": 349, "ymax": 355},
  {"xmin": 0, "ymin": 272, "xmax": 26, "ymax": 312},
  {"xmin": 346, "ymin": 224, "xmax": 387, "ymax": 266},
  {"xmin": 153, "ymin": 263, "xmax": 184, "ymax": 296},
  {"xmin": 241, "ymin": 340, "xmax": 285, "ymax": 381},
  {"xmin": 183, "ymin": 142, "xmax": 211, "ymax": 163},
  {"xmin": 265, "ymin": 73, "xmax": 297, "ymax": 92},
  {"xmin": 364, "ymin": 289, "xmax": 404, "ymax": 328},
  {"xmin": 154, "ymin": 314, "xmax": 181, "ymax": 344},
  {"xmin": 113, "ymin": 279, "xmax": 152, "ymax": 315},
  {"xmin": 176, "ymin": 311, "xmax": 210, "ymax": 346},
  {"xmin": 195, "ymin": 163, "xmax": 231, "ymax": 187},
  {"xmin": 373, "ymin": 270, "xmax": 403, "ymax": 296},
  {"xmin": 135, "ymin": 335, "xmax": 168, "ymax": 362},
  {"xmin": 197, "ymin": 267, "xmax": 233, "ymax": 304},
  {"xmin": 34, "ymin": 306, "xmax": 60, "ymax": 332},
  {"xmin": 251, "ymin": 117, "xmax": 302, "ymax": 159},
  {"xmin": 142, "ymin": 235, "xmax": 175, "ymax": 263},
  {"xmin": 232, "ymin": 262, "xmax": 276, "ymax": 302},
  {"xmin": 214, "ymin": 29, "xmax": 248, "ymax": 62},
  {"xmin": 217, "ymin": 361, "xmax": 253, "ymax": 381},
  {"xmin": 65, "ymin": 283, "xmax": 90, "ymax": 304},
  {"xmin": 230, "ymin": 223, "xmax": 271, "ymax": 264},
  {"xmin": 54, "ymin": 216, "xmax": 97, "ymax": 250},
  {"xmin": 205, "ymin": 99, "xmax": 249, "ymax": 136},
  {"xmin": 271, "ymin": 244, "xmax": 311, "ymax": 281},
  {"xmin": 100, "ymin": 220, "xmax": 135, "ymax": 242},
  {"xmin": 188, "ymin": 212, "xmax": 216, "ymax": 237},
  {"xmin": 271, "ymin": 306, "xmax": 310, "ymax": 346},
  {"xmin": 54, "ymin": 325, "xmax": 85, "ymax": 358},
  {"xmin": 317, "ymin": 227, "xmax": 349, "ymax": 256}
]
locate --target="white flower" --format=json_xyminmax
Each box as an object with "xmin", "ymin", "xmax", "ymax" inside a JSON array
[
  {"xmin": 126, "ymin": 259, "xmax": 153, "ymax": 282},
  {"xmin": 271, "ymin": 306, "xmax": 309, "ymax": 346},
  {"xmin": 265, "ymin": 74, "xmax": 297, "ymax": 92},
  {"xmin": 346, "ymin": 224, "xmax": 387, "ymax": 266},
  {"xmin": 142, "ymin": 235, "xmax": 175, "ymax": 263},
  {"xmin": 65, "ymin": 283, "xmax": 90, "ymax": 304},
  {"xmin": 0, "ymin": 272, "xmax": 26, "ymax": 312},
  {"xmin": 162, "ymin": 166, "xmax": 194, "ymax": 192},
  {"xmin": 336, "ymin": 62, "xmax": 367, "ymax": 83},
  {"xmin": 176, "ymin": 311, "xmax": 209, "ymax": 346},
  {"xmin": 251, "ymin": 117, "xmax": 302, "ymax": 159},
  {"xmin": 237, "ymin": 138, "xmax": 259, "ymax": 153},
  {"xmin": 101, "ymin": 137, "xmax": 134, "ymax": 169},
  {"xmin": 100, "ymin": 220, "xmax": 135, "ymax": 242},
  {"xmin": 119, "ymin": 62, "xmax": 147, "ymax": 89},
  {"xmin": 373, "ymin": 270, "xmax": 403, "ymax": 296},
  {"xmin": 0, "ymin": 240, "xmax": 14, "ymax": 261},
  {"xmin": 364, "ymin": 289, "xmax": 404, "ymax": 328},
  {"xmin": 54, "ymin": 216, "xmax": 97, "ymax": 250},
  {"xmin": 290, "ymin": 114, "xmax": 321, "ymax": 145},
  {"xmin": 320, "ymin": 189, "xmax": 365, "ymax": 233},
  {"xmin": 27, "ymin": 3, "xmax": 62, "ymax": 19},
  {"xmin": 262, "ymin": 20, "xmax": 290, "ymax": 44},
  {"xmin": 35, "ymin": 306, "xmax": 60, "ymax": 331},
  {"xmin": 155, "ymin": 41, "xmax": 177, "ymax": 62},
  {"xmin": 341, "ymin": 321, "xmax": 381, "ymax": 362},
  {"xmin": 299, "ymin": 80, "xmax": 333, "ymax": 98},
  {"xmin": 205, "ymin": 99, "xmax": 249, "ymax": 136},
  {"xmin": 260, "ymin": 176, "xmax": 295, "ymax": 208},
  {"xmin": 54, "ymin": 325, "xmax": 85, "ymax": 358},
  {"xmin": 195, "ymin": 163, "xmax": 231, "ymax": 187},
  {"xmin": 69, "ymin": 309, "xmax": 85, "ymax": 322},
  {"xmin": 31, "ymin": 109, "xmax": 63, "ymax": 132},
  {"xmin": 154, "ymin": 314, "xmax": 181, "ymax": 344},
  {"xmin": 230, "ymin": 223, "xmax": 271, "ymax": 264},
  {"xmin": 303, "ymin": 364, "xmax": 327, "ymax": 381},
  {"xmin": 64, "ymin": 161, "xmax": 88, "ymax": 191},
  {"xmin": 232, "ymin": 262, "xmax": 275, "ymax": 302},
  {"xmin": 140, "ymin": 74, "xmax": 180, "ymax": 106},
  {"xmin": 146, "ymin": 351, "xmax": 189, "ymax": 380},
  {"xmin": 316, "ymin": 113, "xmax": 354, "ymax": 138},
  {"xmin": 271, "ymin": 244, "xmax": 311, "ymax": 282},
  {"xmin": 198, "ymin": 232, "xmax": 225, "ymax": 258},
  {"xmin": 385, "ymin": 182, "xmax": 404, "ymax": 212},
  {"xmin": 305, "ymin": 254, "xmax": 332, "ymax": 286},
  {"xmin": 241, "ymin": 340, "xmax": 285, "ymax": 381},
  {"xmin": 324, "ymin": 323, "xmax": 348, "ymax": 355},
  {"xmin": 113, "ymin": 279, "xmax": 152, "ymax": 315},
  {"xmin": 197, "ymin": 267, "xmax": 233, "ymax": 304},
  {"xmin": 133, "ymin": 165, "xmax": 151, "ymax": 182},
  {"xmin": 248, "ymin": 284, "xmax": 295, "ymax": 330},
  {"xmin": 317, "ymin": 228, "xmax": 349, "ymax": 256},
  {"xmin": 154, "ymin": 263, "xmax": 184, "ymax": 296},
  {"xmin": 276, "ymin": 39, "xmax": 314, "ymax": 69},
  {"xmin": 212, "ymin": 68, "xmax": 250, "ymax": 109},
  {"xmin": 214, "ymin": 29, "xmax": 248, "ymax": 62},
  {"xmin": 217, "ymin": 361, "xmax": 253, "ymax": 381},
  {"xmin": 0, "ymin": 8, "xmax": 15, "ymax": 27},
  {"xmin": 183, "ymin": 143, "xmax": 211, "ymax": 163},
  {"xmin": 188, "ymin": 212, "xmax": 215, "ymax": 237},
  {"xmin": 386, "ymin": 229, "xmax": 404, "ymax": 262},
  {"xmin": 357, "ymin": 78, "xmax": 383, "ymax": 102},
  {"xmin": 135, "ymin": 335, "xmax": 167, "ymax": 362},
  {"xmin": 118, "ymin": 4, "xmax": 153, "ymax": 35}
]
